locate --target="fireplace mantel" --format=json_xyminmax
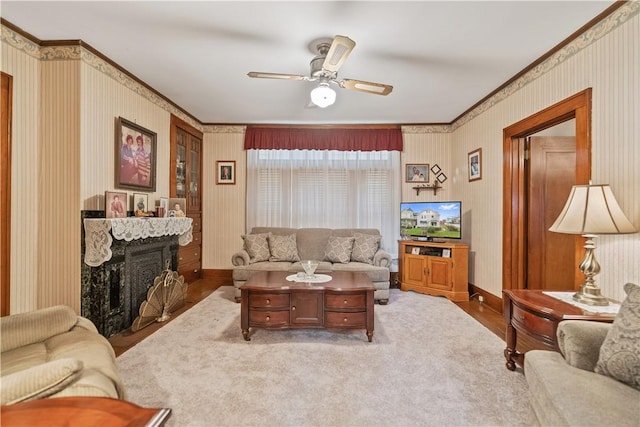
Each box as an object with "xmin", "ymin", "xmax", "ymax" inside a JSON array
[{"xmin": 83, "ymin": 217, "xmax": 193, "ymax": 267}]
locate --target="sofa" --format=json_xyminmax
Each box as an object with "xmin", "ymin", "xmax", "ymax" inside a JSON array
[
  {"xmin": 232, "ymin": 227, "xmax": 392, "ymax": 304},
  {"xmin": 1, "ymin": 305, "xmax": 125, "ymax": 405},
  {"xmin": 524, "ymin": 282, "xmax": 640, "ymax": 426}
]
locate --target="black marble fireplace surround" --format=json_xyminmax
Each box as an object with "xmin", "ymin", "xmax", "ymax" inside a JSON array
[{"xmin": 81, "ymin": 211, "xmax": 179, "ymax": 337}]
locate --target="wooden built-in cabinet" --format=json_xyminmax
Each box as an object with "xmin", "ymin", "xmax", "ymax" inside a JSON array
[
  {"xmin": 170, "ymin": 115, "xmax": 203, "ymax": 283},
  {"xmin": 399, "ymin": 240, "xmax": 469, "ymax": 302}
]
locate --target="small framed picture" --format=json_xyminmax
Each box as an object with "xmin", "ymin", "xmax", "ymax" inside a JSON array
[
  {"xmin": 468, "ymin": 148, "xmax": 482, "ymax": 182},
  {"xmin": 411, "ymin": 247, "xmax": 420, "ymax": 255},
  {"xmin": 105, "ymin": 191, "xmax": 128, "ymax": 218},
  {"xmin": 430, "ymin": 164, "xmax": 441, "ymax": 175},
  {"xmin": 133, "ymin": 193, "xmax": 148, "ymax": 213},
  {"xmin": 437, "ymin": 172, "xmax": 448, "ymax": 183},
  {"xmin": 158, "ymin": 197, "xmax": 169, "ymax": 217},
  {"xmin": 216, "ymin": 160, "xmax": 236, "ymax": 185},
  {"xmin": 168, "ymin": 198, "xmax": 187, "ymax": 218},
  {"xmin": 406, "ymin": 164, "xmax": 429, "ymax": 183}
]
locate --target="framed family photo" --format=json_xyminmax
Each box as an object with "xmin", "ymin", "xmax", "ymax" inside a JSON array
[
  {"xmin": 216, "ymin": 160, "xmax": 236, "ymax": 185},
  {"xmin": 168, "ymin": 198, "xmax": 187, "ymax": 218},
  {"xmin": 468, "ymin": 148, "xmax": 482, "ymax": 182},
  {"xmin": 115, "ymin": 117, "xmax": 157, "ymax": 192},
  {"xmin": 105, "ymin": 191, "xmax": 128, "ymax": 218},
  {"xmin": 406, "ymin": 164, "xmax": 429, "ymax": 183}
]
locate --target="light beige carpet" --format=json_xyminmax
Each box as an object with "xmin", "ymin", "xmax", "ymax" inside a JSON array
[{"xmin": 117, "ymin": 286, "xmax": 532, "ymax": 426}]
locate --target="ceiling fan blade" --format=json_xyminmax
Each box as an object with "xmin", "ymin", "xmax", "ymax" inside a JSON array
[
  {"xmin": 341, "ymin": 79, "xmax": 393, "ymax": 96},
  {"xmin": 247, "ymin": 72, "xmax": 308, "ymax": 81},
  {"xmin": 322, "ymin": 35, "xmax": 356, "ymax": 72}
]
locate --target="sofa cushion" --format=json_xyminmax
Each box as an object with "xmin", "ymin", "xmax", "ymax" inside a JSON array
[
  {"xmin": 242, "ymin": 233, "xmax": 271, "ymax": 264},
  {"xmin": 1, "ymin": 358, "xmax": 83, "ymax": 405},
  {"xmin": 324, "ymin": 236, "xmax": 355, "ymax": 264},
  {"xmin": 351, "ymin": 232, "xmax": 381, "ymax": 264},
  {"xmin": 331, "ymin": 262, "xmax": 390, "ymax": 282},
  {"xmin": 595, "ymin": 282, "xmax": 640, "ymax": 390},
  {"xmin": 525, "ymin": 349, "xmax": 638, "ymax": 426},
  {"xmin": 232, "ymin": 262, "xmax": 295, "ymax": 281},
  {"xmin": 268, "ymin": 234, "xmax": 301, "ymax": 262}
]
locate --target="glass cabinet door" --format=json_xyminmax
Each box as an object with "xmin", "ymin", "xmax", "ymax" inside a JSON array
[
  {"xmin": 188, "ymin": 135, "xmax": 201, "ymax": 212},
  {"xmin": 175, "ymin": 130, "xmax": 187, "ymax": 199}
]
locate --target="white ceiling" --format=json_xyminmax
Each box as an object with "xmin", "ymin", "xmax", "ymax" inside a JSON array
[{"xmin": 2, "ymin": 1, "xmax": 615, "ymax": 125}]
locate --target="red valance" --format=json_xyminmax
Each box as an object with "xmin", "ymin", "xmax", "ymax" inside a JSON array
[{"xmin": 244, "ymin": 126, "xmax": 403, "ymax": 152}]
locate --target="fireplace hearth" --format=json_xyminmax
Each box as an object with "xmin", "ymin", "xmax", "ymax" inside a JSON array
[{"xmin": 81, "ymin": 211, "xmax": 192, "ymax": 337}]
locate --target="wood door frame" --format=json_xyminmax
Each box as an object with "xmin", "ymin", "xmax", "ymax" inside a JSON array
[
  {"xmin": 502, "ymin": 88, "xmax": 592, "ymax": 291},
  {"xmin": 1, "ymin": 72, "xmax": 12, "ymax": 316}
]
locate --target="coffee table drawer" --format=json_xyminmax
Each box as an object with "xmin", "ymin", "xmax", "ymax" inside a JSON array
[
  {"xmin": 249, "ymin": 310, "xmax": 289, "ymax": 326},
  {"xmin": 249, "ymin": 293, "xmax": 289, "ymax": 309},
  {"xmin": 325, "ymin": 293, "xmax": 366, "ymax": 310},
  {"xmin": 325, "ymin": 311, "xmax": 366, "ymax": 328}
]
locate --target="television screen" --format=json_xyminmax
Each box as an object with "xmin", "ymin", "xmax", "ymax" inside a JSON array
[{"xmin": 400, "ymin": 201, "xmax": 462, "ymax": 240}]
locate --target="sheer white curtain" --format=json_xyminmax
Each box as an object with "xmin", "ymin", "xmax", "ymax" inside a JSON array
[{"xmin": 246, "ymin": 149, "xmax": 401, "ymax": 255}]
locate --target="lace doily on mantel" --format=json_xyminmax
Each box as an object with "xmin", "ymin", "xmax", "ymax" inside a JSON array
[{"xmin": 83, "ymin": 217, "xmax": 193, "ymax": 267}]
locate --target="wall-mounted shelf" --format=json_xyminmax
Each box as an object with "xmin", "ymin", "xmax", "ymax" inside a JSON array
[{"xmin": 412, "ymin": 180, "xmax": 442, "ymax": 196}]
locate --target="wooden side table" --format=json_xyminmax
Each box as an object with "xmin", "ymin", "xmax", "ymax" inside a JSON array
[
  {"xmin": 503, "ymin": 289, "xmax": 616, "ymax": 371},
  {"xmin": 0, "ymin": 396, "xmax": 171, "ymax": 427}
]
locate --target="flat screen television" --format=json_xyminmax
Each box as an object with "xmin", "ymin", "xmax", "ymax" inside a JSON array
[{"xmin": 400, "ymin": 201, "xmax": 462, "ymax": 240}]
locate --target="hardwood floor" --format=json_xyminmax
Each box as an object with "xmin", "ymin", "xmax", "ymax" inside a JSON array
[{"xmin": 109, "ymin": 279, "xmax": 534, "ymax": 357}]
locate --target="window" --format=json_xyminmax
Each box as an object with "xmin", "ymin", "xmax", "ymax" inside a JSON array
[{"xmin": 246, "ymin": 149, "xmax": 401, "ymax": 254}]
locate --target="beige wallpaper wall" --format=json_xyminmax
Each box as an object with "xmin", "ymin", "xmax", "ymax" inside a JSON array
[
  {"xmin": 449, "ymin": 9, "xmax": 640, "ymax": 301},
  {"xmin": 1, "ymin": 38, "xmax": 41, "ymax": 313},
  {"xmin": 201, "ymin": 126, "xmax": 246, "ymax": 269},
  {"xmin": 2, "ymin": 2, "xmax": 638, "ymax": 311}
]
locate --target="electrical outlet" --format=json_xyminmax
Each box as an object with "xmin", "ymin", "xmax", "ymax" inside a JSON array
[{"xmin": 478, "ymin": 295, "xmax": 484, "ymax": 303}]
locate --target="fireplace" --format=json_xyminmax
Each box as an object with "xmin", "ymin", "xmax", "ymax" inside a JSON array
[{"xmin": 81, "ymin": 211, "xmax": 192, "ymax": 337}]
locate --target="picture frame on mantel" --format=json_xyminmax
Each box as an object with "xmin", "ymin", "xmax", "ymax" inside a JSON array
[
  {"xmin": 468, "ymin": 148, "xmax": 482, "ymax": 182},
  {"xmin": 115, "ymin": 117, "xmax": 157, "ymax": 192},
  {"xmin": 105, "ymin": 191, "xmax": 128, "ymax": 218}
]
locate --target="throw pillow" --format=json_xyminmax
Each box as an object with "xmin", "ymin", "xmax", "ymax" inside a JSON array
[
  {"xmin": 268, "ymin": 234, "xmax": 301, "ymax": 262},
  {"xmin": 351, "ymin": 232, "xmax": 381, "ymax": 264},
  {"xmin": 594, "ymin": 282, "xmax": 640, "ymax": 390},
  {"xmin": 324, "ymin": 236, "xmax": 355, "ymax": 264},
  {"xmin": 242, "ymin": 233, "xmax": 271, "ymax": 264}
]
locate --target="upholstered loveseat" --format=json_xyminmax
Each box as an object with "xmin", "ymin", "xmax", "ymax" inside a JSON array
[
  {"xmin": 0, "ymin": 305, "xmax": 125, "ymax": 405},
  {"xmin": 231, "ymin": 227, "xmax": 392, "ymax": 304},
  {"xmin": 524, "ymin": 282, "xmax": 640, "ymax": 426}
]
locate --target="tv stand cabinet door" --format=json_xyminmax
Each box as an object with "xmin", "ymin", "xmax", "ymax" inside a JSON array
[
  {"xmin": 403, "ymin": 254, "xmax": 427, "ymax": 287},
  {"xmin": 426, "ymin": 257, "xmax": 452, "ymax": 291}
]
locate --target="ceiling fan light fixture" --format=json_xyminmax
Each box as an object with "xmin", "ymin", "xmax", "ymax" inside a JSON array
[{"xmin": 310, "ymin": 83, "xmax": 336, "ymax": 108}]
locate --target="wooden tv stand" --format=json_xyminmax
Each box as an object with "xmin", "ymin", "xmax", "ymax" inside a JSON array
[{"xmin": 399, "ymin": 240, "xmax": 469, "ymax": 302}]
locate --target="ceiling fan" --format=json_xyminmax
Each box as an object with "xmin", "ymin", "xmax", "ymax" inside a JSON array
[{"xmin": 247, "ymin": 35, "xmax": 393, "ymax": 108}]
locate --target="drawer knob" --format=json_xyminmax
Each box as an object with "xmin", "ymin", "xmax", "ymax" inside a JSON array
[
  {"xmin": 515, "ymin": 314, "xmax": 524, "ymax": 322},
  {"xmin": 344, "ymin": 317, "xmax": 348, "ymax": 322},
  {"xmin": 266, "ymin": 316, "xmax": 270, "ymax": 321},
  {"xmin": 179, "ymin": 257, "xmax": 183, "ymax": 261},
  {"xmin": 344, "ymin": 300, "xmax": 348, "ymax": 304},
  {"xmin": 195, "ymin": 253, "xmax": 198, "ymax": 256},
  {"xmin": 266, "ymin": 299, "xmax": 270, "ymax": 304},
  {"xmin": 292, "ymin": 306, "xmax": 296, "ymax": 311}
]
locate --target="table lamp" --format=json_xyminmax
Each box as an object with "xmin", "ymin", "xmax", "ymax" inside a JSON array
[{"xmin": 549, "ymin": 184, "xmax": 637, "ymax": 306}]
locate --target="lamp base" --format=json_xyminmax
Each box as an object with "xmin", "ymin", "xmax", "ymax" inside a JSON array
[{"xmin": 573, "ymin": 285, "xmax": 609, "ymax": 306}]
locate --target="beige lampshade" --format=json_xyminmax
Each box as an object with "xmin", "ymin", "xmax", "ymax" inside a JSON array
[{"xmin": 549, "ymin": 184, "xmax": 637, "ymax": 235}]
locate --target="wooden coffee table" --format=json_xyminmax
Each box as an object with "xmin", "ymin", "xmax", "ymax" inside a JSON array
[{"xmin": 240, "ymin": 271, "xmax": 375, "ymax": 342}]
